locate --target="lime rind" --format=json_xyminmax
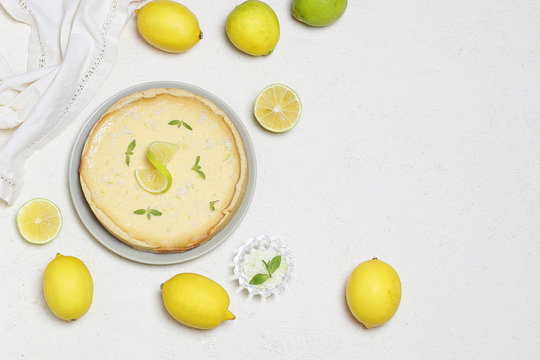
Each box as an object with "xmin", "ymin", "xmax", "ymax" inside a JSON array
[
  {"xmin": 147, "ymin": 150, "xmax": 173, "ymax": 193},
  {"xmin": 16, "ymin": 198, "xmax": 63, "ymax": 244}
]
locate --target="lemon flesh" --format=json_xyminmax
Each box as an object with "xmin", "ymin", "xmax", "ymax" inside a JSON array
[
  {"xmin": 292, "ymin": 0, "xmax": 348, "ymax": 27},
  {"xmin": 43, "ymin": 254, "xmax": 93, "ymax": 321},
  {"xmin": 226, "ymin": 0, "xmax": 280, "ymax": 56},
  {"xmin": 16, "ymin": 198, "xmax": 62, "ymax": 244},
  {"xmin": 346, "ymin": 258, "xmax": 402, "ymax": 328},
  {"xmin": 254, "ymin": 84, "xmax": 302, "ymax": 132},
  {"xmin": 162, "ymin": 273, "xmax": 235, "ymax": 329},
  {"xmin": 136, "ymin": 0, "xmax": 202, "ymax": 53},
  {"xmin": 135, "ymin": 141, "xmax": 177, "ymax": 194}
]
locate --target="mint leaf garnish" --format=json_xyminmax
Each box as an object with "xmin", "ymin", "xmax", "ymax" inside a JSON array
[
  {"xmin": 266, "ymin": 256, "xmax": 281, "ymax": 277},
  {"xmin": 169, "ymin": 120, "xmax": 192, "ymax": 130},
  {"xmin": 249, "ymin": 255, "xmax": 282, "ymax": 285},
  {"xmin": 249, "ymin": 273, "xmax": 269, "ymax": 285},
  {"xmin": 192, "ymin": 155, "xmax": 206, "ymax": 179},
  {"xmin": 149, "ymin": 209, "xmax": 162, "ymax": 216},
  {"xmin": 133, "ymin": 206, "xmax": 162, "ymax": 220},
  {"xmin": 125, "ymin": 139, "xmax": 136, "ymax": 166},
  {"xmin": 209, "ymin": 200, "xmax": 219, "ymax": 211}
]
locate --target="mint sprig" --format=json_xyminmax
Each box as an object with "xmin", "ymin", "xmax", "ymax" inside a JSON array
[
  {"xmin": 168, "ymin": 120, "xmax": 192, "ymax": 130},
  {"xmin": 133, "ymin": 206, "xmax": 162, "ymax": 220},
  {"xmin": 249, "ymin": 255, "xmax": 282, "ymax": 285},
  {"xmin": 192, "ymin": 155, "xmax": 206, "ymax": 179},
  {"xmin": 125, "ymin": 139, "xmax": 136, "ymax": 166}
]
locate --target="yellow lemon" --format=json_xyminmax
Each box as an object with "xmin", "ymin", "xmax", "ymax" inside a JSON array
[
  {"xmin": 136, "ymin": 0, "xmax": 202, "ymax": 53},
  {"xmin": 161, "ymin": 273, "xmax": 235, "ymax": 329},
  {"xmin": 43, "ymin": 254, "xmax": 93, "ymax": 321},
  {"xmin": 346, "ymin": 258, "xmax": 401, "ymax": 328},
  {"xmin": 226, "ymin": 1, "xmax": 280, "ymax": 56}
]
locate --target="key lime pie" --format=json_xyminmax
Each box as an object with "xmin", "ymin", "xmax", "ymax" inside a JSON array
[{"xmin": 79, "ymin": 88, "xmax": 248, "ymax": 252}]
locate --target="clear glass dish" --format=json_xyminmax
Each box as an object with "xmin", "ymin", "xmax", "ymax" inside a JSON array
[{"xmin": 233, "ymin": 235, "xmax": 294, "ymax": 297}]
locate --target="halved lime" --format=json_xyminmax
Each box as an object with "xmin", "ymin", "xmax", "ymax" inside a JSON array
[
  {"xmin": 16, "ymin": 198, "xmax": 62, "ymax": 244},
  {"xmin": 254, "ymin": 84, "xmax": 302, "ymax": 132}
]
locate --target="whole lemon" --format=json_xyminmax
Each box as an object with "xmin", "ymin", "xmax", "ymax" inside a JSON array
[
  {"xmin": 346, "ymin": 258, "xmax": 401, "ymax": 328},
  {"xmin": 43, "ymin": 254, "xmax": 93, "ymax": 321},
  {"xmin": 161, "ymin": 273, "xmax": 235, "ymax": 329},
  {"xmin": 135, "ymin": 0, "xmax": 202, "ymax": 53},
  {"xmin": 292, "ymin": 0, "xmax": 348, "ymax": 27},
  {"xmin": 226, "ymin": 1, "xmax": 280, "ymax": 56}
]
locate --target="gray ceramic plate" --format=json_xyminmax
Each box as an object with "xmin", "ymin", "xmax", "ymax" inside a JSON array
[{"xmin": 68, "ymin": 82, "xmax": 256, "ymax": 265}]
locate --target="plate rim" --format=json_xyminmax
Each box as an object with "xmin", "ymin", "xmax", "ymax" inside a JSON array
[{"xmin": 68, "ymin": 81, "xmax": 257, "ymax": 265}]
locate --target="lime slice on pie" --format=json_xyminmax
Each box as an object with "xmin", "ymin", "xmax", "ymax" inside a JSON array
[
  {"xmin": 135, "ymin": 141, "xmax": 178, "ymax": 194},
  {"xmin": 149, "ymin": 141, "xmax": 179, "ymax": 164},
  {"xmin": 135, "ymin": 168, "xmax": 172, "ymax": 194},
  {"xmin": 254, "ymin": 84, "xmax": 302, "ymax": 133},
  {"xmin": 16, "ymin": 198, "xmax": 62, "ymax": 244}
]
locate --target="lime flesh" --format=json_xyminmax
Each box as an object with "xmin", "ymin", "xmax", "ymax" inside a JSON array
[
  {"xmin": 254, "ymin": 84, "xmax": 302, "ymax": 132},
  {"xmin": 16, "ymin": 198, "xmax": 62, "ymax": 244}
]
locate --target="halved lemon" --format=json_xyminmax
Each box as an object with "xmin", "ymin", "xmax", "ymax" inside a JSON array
[
  {"xmin": 148, "ymin": 141, "xmax": 179, "ymax": 164},
  {"xmin": 16, "ymin": 198, "xmax": 62, "ymax": 244},
  {"xmin": 254, "ymin": 84, "xmax": 302, "ymax": 132}
]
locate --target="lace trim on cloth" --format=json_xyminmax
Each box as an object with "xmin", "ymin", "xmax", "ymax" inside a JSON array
[
  {"xmin": 17, "ymin": 0, "xmax": 47, "ymax": 68},
  {"xmin": 63, "ymin": 0, "xmax": 118, "ymax": 116},
  {"xmin": 0, "ymin": 175, "xmax": 15, "ymax": 190}
]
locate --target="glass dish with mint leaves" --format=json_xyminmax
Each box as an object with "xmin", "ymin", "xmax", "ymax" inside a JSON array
[{"xmin": 233, "ymin": 235, "xmax": 294, "ymax": 297}]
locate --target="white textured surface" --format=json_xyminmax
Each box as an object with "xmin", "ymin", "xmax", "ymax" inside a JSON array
[{"xmin": 1, "ymin": 0, "xmax": 539, "ymax": 358}]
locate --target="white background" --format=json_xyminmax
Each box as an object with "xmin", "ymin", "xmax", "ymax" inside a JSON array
[{"xmin": 1, "ymin": 0, "xmax": 539, "ymax": 358}]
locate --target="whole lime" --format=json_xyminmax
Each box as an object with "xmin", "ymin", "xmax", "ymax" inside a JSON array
[
  {"xmin": 346, "ymin": 258, "xmax": 401, "ymax": 328},
  {"xmin": 136, "ymin": 0, "xmax": 202, "ymax": 53},
  {"xmin": 226, "ymin": 1, "xmax": 280, "ymax": 56},
  {"xmin": 292, "ymin": 0, "xmax": 348, "ymax": 27}
]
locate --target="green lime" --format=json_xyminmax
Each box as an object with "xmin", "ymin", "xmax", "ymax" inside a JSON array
[{"xmin": 292, "ymin": 0, "xmax": 347, "ymax": 27}]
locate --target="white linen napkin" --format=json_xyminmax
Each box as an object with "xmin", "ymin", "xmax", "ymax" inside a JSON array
[{"xmin": 0, "ymin": 0, "xmax": 142, "ymax": 205}]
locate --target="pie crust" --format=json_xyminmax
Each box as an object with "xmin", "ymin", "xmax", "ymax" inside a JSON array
[{"xmin": 80, "ymin": 88, "xmax": 248, "ymax": 252}]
